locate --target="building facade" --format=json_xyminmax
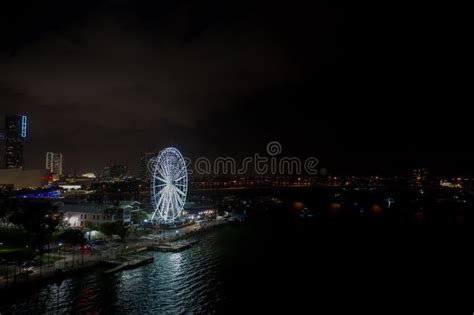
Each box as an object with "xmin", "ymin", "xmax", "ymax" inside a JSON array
[
  {"xmin": 46, "ymin": 152, "xmax": 63, "ymax": 178},
  {"xmin": 61, "ymin": 201, "xmax": 143, "ymax": 229},
  {"xmin": 0, "ymin": 168, "xmax": 49, "ymax": 189},
  {"xmin": 62, "ymin": 204, "xmax": 113, "ymax": 228},
  {"xmin": 5, "ymin": 115, "xmax": 27, "ymax": 169}
]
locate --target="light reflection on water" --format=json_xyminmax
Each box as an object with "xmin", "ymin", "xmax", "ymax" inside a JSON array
[{"xmin": 0, "ymin": 226, "xmax": 234, "ymax": 314}]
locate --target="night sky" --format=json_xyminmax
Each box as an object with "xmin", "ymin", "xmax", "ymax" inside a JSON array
[{"xmin": 0, "ymin": 1, "xmax": 470, "ymax": 175}]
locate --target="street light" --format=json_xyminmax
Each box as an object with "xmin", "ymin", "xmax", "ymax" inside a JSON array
[{"xmin": 58, "ymin": 243, "xmax": 63, "ymax": 269}]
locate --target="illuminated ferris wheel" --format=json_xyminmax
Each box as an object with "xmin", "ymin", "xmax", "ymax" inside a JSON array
[{"xmin": 151, "ymin": 147, "xmax": 188, "ymax": 223}]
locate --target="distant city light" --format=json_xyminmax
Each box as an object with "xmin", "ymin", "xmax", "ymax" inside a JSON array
[
  {"xmin": 82, "ymin": 172, "xmax": 97, "ymax": 178},
  {"xmin": 16, "ymin": 190, "xmax": 60, "ymax": 198},
  {"xmin": 21, "ymin": 115, "xmax": 27, "ymax": 138},
  {"xmin": 59, "ymin": 184, "xmax": 82, "ymax": 191},
  {"xmin": 440, "ymin": 180, "xmax": 462, "ymax": 188}
]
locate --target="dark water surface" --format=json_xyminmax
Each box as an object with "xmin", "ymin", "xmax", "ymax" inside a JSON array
[
  {"xmin": 0, "ymin": 217, "xmax": 283, "ymax": 314},
  {"xmin": 1, "ymin": 209, "xmax": 473, "ymax": 314}
]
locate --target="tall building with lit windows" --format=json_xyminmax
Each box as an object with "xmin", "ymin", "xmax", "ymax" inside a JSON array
[
  {"xmin": 0, "ymin": 130, "xmax": 5, "ymax": 168},
  {"xmin": 46, "ymin": 152, "xmax": 63, "ymax": 178},
  {"xmin": 5, "ymin": 115, "xmax": 27, "ymax": 169}
]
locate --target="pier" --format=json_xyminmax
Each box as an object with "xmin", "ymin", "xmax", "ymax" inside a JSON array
[
  {"xmin": 103, "ymin": 256, "xmax": 154, "ymax": 274},
  {"xmin": 148, "ymin": 240, "xmax": 197, "ymax": 252}
]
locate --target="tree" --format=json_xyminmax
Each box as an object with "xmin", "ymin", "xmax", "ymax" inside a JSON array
[
  {"xmin": 114, "ymin": 222, "xmax": 130, "ymax": 244},
  {"xmin": 98, "ymin": 221, "xmax": 130, "ymax": 253},
  {"xmin": 98, "ymin": 222, "xmax": 115, "ymax": 239},
  {"xmin": 104, "ymin": 207, "xmax": 121, "ymax": 221},
  {"xmin": 132, "ymin": 210, "xmax": 148, "ymax": 224},
  {"xmin": 98, "ymin": 221, "xmax": 129, "ymax": 241},
  {"xmin": 0, "ymin": 193, "xmax": 7, "ymax": 225},
  {"xmin": 0, "ymin": 193, "xmax": 17, "ymax": 227},
  {"xmin": 8, "ymin": 199, "xmax": 63, "ymax": 272},
  {"xmin": 57, "ymin": 229, "xmax": 86, "ymax": 267},
  {"xmin": 84, "ymin": 221, "xmax": 96, "ymax": 230}
]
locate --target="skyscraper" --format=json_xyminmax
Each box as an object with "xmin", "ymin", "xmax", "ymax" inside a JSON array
[
  {"xmin": 5, "ymin": 115, "xmax": 27, "ymax": 169},
  {"xmin": 0, "ymin": 130, "xmax": 5, "ymax": 168},
  {"xmin": 46, "ymin": 152, "xmax": 63, "ymax": 178}
]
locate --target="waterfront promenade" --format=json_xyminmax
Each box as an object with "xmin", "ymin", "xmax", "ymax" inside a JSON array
[{"xmin": 0, "ymin": 219, "xmax": 228, "ymax": 289}]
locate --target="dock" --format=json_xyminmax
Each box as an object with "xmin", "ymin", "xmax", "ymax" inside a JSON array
[
  {"xmin": 103, "ymin": 256, "xmax": 154, "ymax": 274},
  {"xmin": 148, "ymin": 240, "xmax": 196, "ymax": 252}
]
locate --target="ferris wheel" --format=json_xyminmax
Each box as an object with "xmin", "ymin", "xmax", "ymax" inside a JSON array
[{"xmin": 150, "ymin": 147, "xmax": 188, "ymax": 223}]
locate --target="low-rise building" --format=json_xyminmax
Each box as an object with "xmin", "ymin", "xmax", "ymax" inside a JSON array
[
  {"xmin": 61, "ymin": 203, "xmax": 113, "ymax": 228},
  {"xmin": 0, "ymin": 168, "xmax": 49, "ymax": 189},
  {"xmin": 60, "ymin": 201, "xmax": 144, "ymax": 228}
]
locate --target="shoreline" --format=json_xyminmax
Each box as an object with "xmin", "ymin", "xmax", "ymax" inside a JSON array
[{"xmin": 0, "ymin": 218, "xmax": 233, "ymax": 291}]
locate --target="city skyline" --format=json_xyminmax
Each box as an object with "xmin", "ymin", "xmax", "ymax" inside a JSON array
[
  {"xmin": 1, "ymin": 118, "xmax": 472, "ymax": 178},
  {"xmin": 0, "ymin": 113, "xmax": 472, "ymax": 177}
]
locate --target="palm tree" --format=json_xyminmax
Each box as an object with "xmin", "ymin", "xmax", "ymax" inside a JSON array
[
  {"xmin": 7, "ymin": 199, "xmax": 62, "ymax": 275},
  {"xmin": 58, "ymin": 230, "xmax": 86, "ymax": 268}
]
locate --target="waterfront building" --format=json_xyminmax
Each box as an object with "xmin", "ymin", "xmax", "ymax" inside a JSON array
[{"xmin": 60, "ymin": 201, "xmax": 143, "ymax": 228}]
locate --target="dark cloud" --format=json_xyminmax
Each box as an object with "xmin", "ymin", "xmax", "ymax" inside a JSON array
[{"xmin": 0, "ymin": 1, "xmax": 471, "ymax": 175}]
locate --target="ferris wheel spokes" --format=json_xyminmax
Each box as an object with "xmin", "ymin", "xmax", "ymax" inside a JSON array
[{"xmin": 150, "ymin": 147, "xmax": 188, "ymax": 224}]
